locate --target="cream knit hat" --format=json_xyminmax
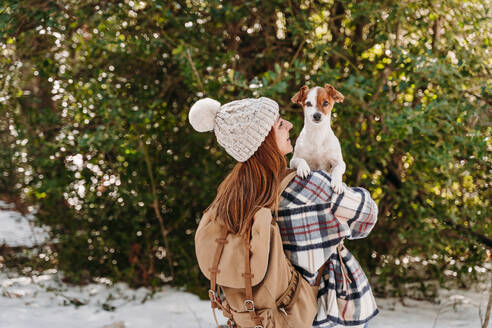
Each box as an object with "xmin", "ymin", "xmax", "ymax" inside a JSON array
[{"xmin": 188, "ymin": 97, "xmax": 279, "ymax": 162}]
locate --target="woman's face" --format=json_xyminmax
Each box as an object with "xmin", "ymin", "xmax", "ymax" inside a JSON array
[{"xmin": 273, "ymin": 117, "xmax": 294, "ymax": 155}]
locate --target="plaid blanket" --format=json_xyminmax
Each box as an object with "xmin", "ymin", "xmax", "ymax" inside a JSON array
[{"xmin": 275, "ymin": 170, "xmax": 379, "ymax": 327}]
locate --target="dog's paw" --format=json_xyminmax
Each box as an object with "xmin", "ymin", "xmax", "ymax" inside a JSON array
[
  {"xmin": 331, "ymin": 178, "xmax": 344, "ymax": 194},
  {"xmin": 296, "ymin": 162, "xmax": 311, "ymax": 179}
]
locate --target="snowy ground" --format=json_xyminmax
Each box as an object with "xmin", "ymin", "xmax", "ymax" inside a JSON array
[
  {"xmin": 0, "ymin": 269, "xmax": 219, "ymax": 328},
  {"xmin": 0, "ymin": 201, "xmax": 49, "ymax": 248},
  {"xmin": 0, "ymin": 201, "xmax": 490, "ymax": 328}
]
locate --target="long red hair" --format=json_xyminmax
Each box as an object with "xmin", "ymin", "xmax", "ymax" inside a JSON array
[{"xmin": 206, "ymin": 128, "xmax": 287, "ymax": 237}]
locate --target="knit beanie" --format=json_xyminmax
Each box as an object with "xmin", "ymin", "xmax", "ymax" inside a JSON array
[{"xmin": 188, "ymin": 97, "xmax": 279, "ymax": 162}]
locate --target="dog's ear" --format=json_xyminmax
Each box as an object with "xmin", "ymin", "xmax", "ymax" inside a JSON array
[
  {"xmin": 291, "ymin": 85, "xmax": 309, "ymax": 105},
  {"xmin": 324, "ymin": 84, "xmax": 344, "ymax": 103}
]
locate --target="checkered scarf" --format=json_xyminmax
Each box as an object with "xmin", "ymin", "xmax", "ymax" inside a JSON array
[{"xmin": 275, "ymin": 170, "xmax": 379, "ymax": 327}]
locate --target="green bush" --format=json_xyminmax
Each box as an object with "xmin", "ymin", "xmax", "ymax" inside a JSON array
[{"xmin": 1, "ymin": 0, "xmax": 490, "ymax": 295}]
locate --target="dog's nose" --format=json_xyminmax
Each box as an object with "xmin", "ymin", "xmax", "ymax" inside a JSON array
[{"xmin": 313, "ymin": 112, "xmax": 321, "ymax": 121}]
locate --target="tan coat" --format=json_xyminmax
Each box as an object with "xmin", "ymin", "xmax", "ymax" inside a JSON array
[{"xmin": 195, "ymin": 170, "xmax": 318, "ymax": 327}]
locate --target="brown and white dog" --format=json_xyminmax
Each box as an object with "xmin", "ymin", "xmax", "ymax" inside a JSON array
[{"xmin": 290, "ymin": 84, "xmax": 346, "ymax": 193}]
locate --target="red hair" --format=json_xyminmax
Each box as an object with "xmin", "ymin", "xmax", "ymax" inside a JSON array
[{"xmin": 206, "ymin": 128, "xmax": 287, "ymax": 237}]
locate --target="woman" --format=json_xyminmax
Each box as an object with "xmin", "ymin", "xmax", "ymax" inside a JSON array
[{"xmin": 190, "ymin": 97, "xmax": 378, "ymax": 328}]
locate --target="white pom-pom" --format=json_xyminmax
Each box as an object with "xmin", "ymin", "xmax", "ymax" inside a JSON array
[{"xmin": 188, "ymin": 98, "xmax": 221, "ymax": 132}]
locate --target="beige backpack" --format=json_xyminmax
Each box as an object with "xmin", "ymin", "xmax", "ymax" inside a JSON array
[{"xmin": 195, "ymin": 171, "xmax": 320, "ymax": 328}]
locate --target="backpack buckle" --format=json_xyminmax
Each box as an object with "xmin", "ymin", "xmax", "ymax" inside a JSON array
[
  {"xmin": 208, "ymin": 289, "xmax": 217, "ymax": 302},
  {"xmin": 244, "ymin": 299, "xmax": 255, "ymax": 312}
]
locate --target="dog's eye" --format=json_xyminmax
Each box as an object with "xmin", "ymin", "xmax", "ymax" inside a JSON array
[
  {"xmin": 323, "ymin": 101, "xmax": 329, "ymax": 107},
  {"xmin": 306, "ymin": 101, "xmax": 312, "ymax": 107}
]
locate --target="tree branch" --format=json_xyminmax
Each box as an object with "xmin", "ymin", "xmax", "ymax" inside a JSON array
[
  {"xmin": 185, "ymin": 48, "xmax": 205, "ymax": 92},
  {"xmin": 482, "ymin": 282, "xmax": 492, "ymax": 328},
  {"xmin": 139, "ymin": 140, "xmax": 175, "ymax": 280}
]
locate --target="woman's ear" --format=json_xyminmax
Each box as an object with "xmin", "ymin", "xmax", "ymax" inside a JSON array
[
  {"xmin": 324, "ymin": 83, "xmax": 344, "ymax": 103},
  {"xmin": 291, "ymin": 85, "xmax": 309, "ymax": 104}
]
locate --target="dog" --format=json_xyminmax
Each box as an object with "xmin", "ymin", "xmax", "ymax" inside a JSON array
[{"xmin": 289, "ymin": 84, "xmax": 346, "ymax": 193}]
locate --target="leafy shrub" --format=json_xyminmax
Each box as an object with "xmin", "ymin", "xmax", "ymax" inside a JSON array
[{"xmin": 0, "ymin": 0, "xmax": 490, "ymax": 295}]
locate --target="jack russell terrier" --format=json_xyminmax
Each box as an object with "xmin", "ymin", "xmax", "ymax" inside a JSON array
[{"xmin": 289, "ymin": 84, "xmax": 346, "ymax": 193}]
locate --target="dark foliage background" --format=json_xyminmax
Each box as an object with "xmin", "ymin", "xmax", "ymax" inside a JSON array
[{"xmin": 0, "ymin": 0, "xmax": 490, "ymax": 297}]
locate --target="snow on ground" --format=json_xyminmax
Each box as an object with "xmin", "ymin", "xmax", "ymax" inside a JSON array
[
  {"xmin": 0, "ymin": 201, "xmax": 49, "ymax": 247},
  {"xmin": 0, "ymin": 268, "xmax": 489, "ymax": 328},
  {"xmin": 0, "ymin": 269, "xmax": 220, "ymax": 328},
  {"xmin": 372, "ymin": 288, "xmax": 490, "ymax": 328},
  {"xmin": 0, "ymin": 201, "xmax": 490, "ymax": 328}
]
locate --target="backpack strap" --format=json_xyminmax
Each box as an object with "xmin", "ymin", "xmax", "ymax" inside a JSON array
[
  {"xmin": 337, "ymin": 241, "xmax": 352, "ymax": 285},
  {"xmin": 208, "ymin": 226, "xmax": 235, "ymax": 328},
  {"xmin": 242, "ymin": 223, "xmax": 264, "ymax": 328},
  {"xmin": 313, "ymin": 242, "xmax": 352, "ymax": 288},
  {"xmin": 278, "ymin": 169, "xmax": 297, "ymax": 196},
  {"xmin": 314, "ymin": 261, "xmax": 327, "ymax": 286}
]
